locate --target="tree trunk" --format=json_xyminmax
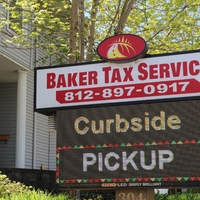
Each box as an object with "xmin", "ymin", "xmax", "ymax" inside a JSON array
[
  {"xmin": 69, "ymin": 0, "xmax": 78, "ymax": 63},
  {"xmin": 86, "ymin": 0, "xmax": 100, "ymax": 61},
  {"xmin": 78, "ymin": 0, "xmax": 85, "ymax": 62}
]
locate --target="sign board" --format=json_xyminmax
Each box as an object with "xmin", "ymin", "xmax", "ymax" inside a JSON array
[
  {"xmin": 35, "ymin": 50, "xmax": 200, "ymax": 112},
  {"xmin": 56, "ymin": 99, "xmax": 200, "ymax": 188},
  {"xmin": 34, "ymin": 50, "xmax": 200, "ymax": 189}
]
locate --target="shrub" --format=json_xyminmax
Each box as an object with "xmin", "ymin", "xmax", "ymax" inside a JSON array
[
  {"xmin": 0, "ymin": 171, "xmax": 32, "ymax": 197},
  {"xmin": 0, "ymin": 171, "xmax": 73, "ymax": 200},
  {"xmin": 0, "ymin": 190, "xmax": 72, "ymax": 200}
]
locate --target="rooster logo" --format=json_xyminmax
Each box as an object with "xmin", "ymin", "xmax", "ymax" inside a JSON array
[{"xmin": 107, "ymin": 36, "xmax": 136, "ymax": 59}]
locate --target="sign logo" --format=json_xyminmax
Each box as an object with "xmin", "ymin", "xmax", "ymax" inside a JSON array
[{"xmin": 97, "ymin": 34, "xmax": 148, "ymax": 63}]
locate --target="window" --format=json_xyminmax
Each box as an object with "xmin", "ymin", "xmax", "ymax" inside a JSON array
[{"xmin": 6, "ymin": 0, "xmax": 23, "ymax": 35}]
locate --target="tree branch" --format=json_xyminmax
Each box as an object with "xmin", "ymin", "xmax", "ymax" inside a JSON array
[
  {"xmin": 115, "ymin": 0, "xmax": 136, "ymax": 35},
  {"xmin": 147, "ymin": 5, "xmax": 188, "ymax": 42},
  {"xmin": 105, "ymin": 0, "xmax": 122, "ymax": 38}
]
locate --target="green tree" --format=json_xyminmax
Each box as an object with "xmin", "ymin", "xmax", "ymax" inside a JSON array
[{"xmin": 0, "ymin": 0, "xmax": 199, "ymax": 65}]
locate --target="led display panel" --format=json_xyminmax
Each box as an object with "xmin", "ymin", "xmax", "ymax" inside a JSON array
[{"xmin": 56, "ymin": 99, "xmax": 200, "ymax": 188}]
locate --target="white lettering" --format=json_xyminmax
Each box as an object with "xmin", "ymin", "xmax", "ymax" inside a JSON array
[
  {"xmin": 83, "ymin": 150, "xmax": 174, "ymax": 172},
  {"xmin": 104, "ymin": 152, "xmax": 120, "ymax": 171},
  {"xmin": 83, "ymin": 153, "xmax": 96, "ymax": 172},
  {"xmin": 159, "ymin": 150, "xmax": 174, "ymax": 169}
]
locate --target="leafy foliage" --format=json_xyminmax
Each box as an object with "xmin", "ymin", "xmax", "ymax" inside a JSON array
[
  {"xmin": 0, "ymin": 0, "xmax": 200, "ymax": 64},
  {"xmin": 0, "ymin": 171, "xmax": 31, "ymax": 197},
  {"xmin": 0, "ymin": 171, "xmax": 72, "ymax": 200},
  {"xmin": 155, "ymin": 192, "xmax": 169, "ymax": 200},
  {"xmin": 155, "ymin": 189, "xmax": 200, "ymax": 200},
  {"xmin": 1, "ymin": 190, "xmax": 72, "ymax": 200}
]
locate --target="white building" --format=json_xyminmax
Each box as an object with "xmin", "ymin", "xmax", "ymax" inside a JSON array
[{"xmin": 0, "ymin": 3, "xmax": 56, "ymax": 170}]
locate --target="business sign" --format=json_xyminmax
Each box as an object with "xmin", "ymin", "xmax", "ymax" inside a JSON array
[
  {"xmin": 35, "ymin": 50, "xmax": 200, "ymax": 111},
  {"xmin": 97, "ymin": 34, "xmax": 148, "ymax": 62},
  {"xmin": 56, "ymin": 99, "xmax": 200, "ymax": 188}
]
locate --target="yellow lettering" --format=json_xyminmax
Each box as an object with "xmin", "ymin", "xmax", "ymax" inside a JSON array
[
  {"xmin": 74, "ymin": 116, "xmax": 89, "ymax": 135},
  {"xmin": 167, "ymin": 115, "xmax": 181, "ymax": 129}
]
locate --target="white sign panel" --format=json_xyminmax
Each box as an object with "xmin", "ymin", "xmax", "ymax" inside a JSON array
[{"xmin": 35, "ymin": 51, "xmax": 200, "ymax": 110}]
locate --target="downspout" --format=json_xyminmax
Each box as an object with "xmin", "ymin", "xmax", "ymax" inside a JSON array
[
  {"xmin": 32, "ymin": 43, "xmax": 37, "ymax": 169},
  {"xmin": 33, "ymin": 112, "xmax": 37, "ymax": 169}
]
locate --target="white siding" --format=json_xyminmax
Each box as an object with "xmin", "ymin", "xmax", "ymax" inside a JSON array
[
  {"xmin": 0, "ymin": 4, "xmax": 57, "ymax": 170},
  {"xmin": 0, "ymin": 82, "xmax": 17, "ymax": 168},
  {"xmin": 25, "ymin": 69, "xmax": 57, "ymax": 170},
  {"xmin": 25, "ymin": 69, "xmax": 34, "ymax": 168},
  {"xmin": 0, "ymin": 4, "xmax": 32, "ymax": 69},
  {"xmin": 35, "ymin": 113, "xmax": 49, "ymax": 169},
  {"xmin": 36, "ymin": 48, "xmax": 51, "ymax": 67},
  {"xmin": 34, "ymin": 46, "xmax": 56, "ymax": 170},
  {"xmin": 0, "ymin": 38, "xmax": 32, "ymax": 68}
]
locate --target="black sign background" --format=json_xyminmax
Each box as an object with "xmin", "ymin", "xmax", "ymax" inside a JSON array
[{"xmin": 56, "ymin": 99, "xmax": 200, "ymax": 188}]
